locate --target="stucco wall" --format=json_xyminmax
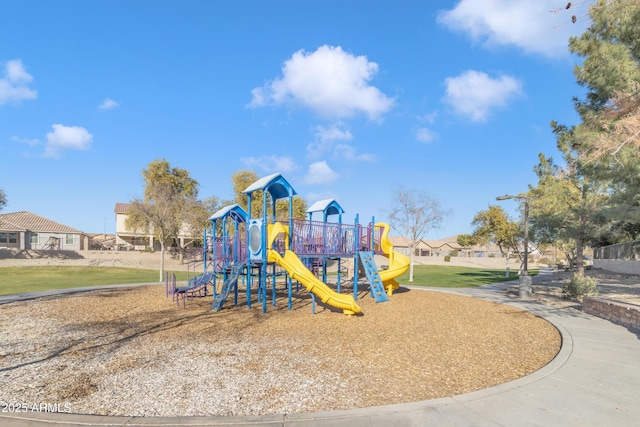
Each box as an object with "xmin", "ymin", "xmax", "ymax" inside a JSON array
[
  {"xmin": 594, "ymin": 259, "xmax": 640, "ymax": 276},
  {"xmin": 28, "ymin": 232, "xmax": 81, "ymax": 251}
]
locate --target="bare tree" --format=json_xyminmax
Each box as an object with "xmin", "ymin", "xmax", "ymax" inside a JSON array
[
  {"xmin": 388, "ymin": 187, "xmax": 450, "ymax": 282},
  {"xmin": 0, "ymin": 188, "xmax": 6, "ymax": 212}
]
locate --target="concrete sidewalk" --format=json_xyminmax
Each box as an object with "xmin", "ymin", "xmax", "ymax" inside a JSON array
[{"xmin": 2, "ymin": 271, "xmax": 639, "ymax": 426}]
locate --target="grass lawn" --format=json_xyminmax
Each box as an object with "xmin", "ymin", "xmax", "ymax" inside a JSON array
[
  {"xmin": 396, "ymin": 265, "xmax": 538, "ymax": 288},
  {"xmin": 0, "ymin": 264, "xmax": 536, "ymax": 296},
  {"xmin": 0, "ymin": 267, "xmax": 190, "ymax": 296}
]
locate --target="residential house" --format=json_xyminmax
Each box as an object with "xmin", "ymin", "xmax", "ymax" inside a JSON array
[
  {"xmin": 0, "ymin": 211, "xmax": 85, "ymax": 250},
  {"xmin": 387, "ymin": 234, "xmax": 505, "ymax": 258},
  {"xmin": 114, "ymin": 202, "xmax": 200, "ymax": 251},
  {"xmin": 115, "ymin": 203, "xmax": 155, "ymax": 250},
  {"xmin": 387, "ymin": 235, "xmax": 463, "ymax": 257},
  {"xmin": 423, "ymin": 236, "xmax": 464, "ymax": 257},
  {"xmin": 387, "ymin": 236, "xmax": 413, "ymax": 256}
]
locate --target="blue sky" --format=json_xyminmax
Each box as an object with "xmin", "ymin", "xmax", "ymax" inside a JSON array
[{"xmin": 1, "ymin": 1, "xmax": 589, "ymax": 238}]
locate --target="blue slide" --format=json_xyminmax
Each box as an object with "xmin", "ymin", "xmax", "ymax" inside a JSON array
[
  {"xmin": 176, "ymin": 271, "xmax": 215, "ymax": 294},
  {"xmin": 212, "ymin": 263, "xmax": 246, "ymax": 311}
]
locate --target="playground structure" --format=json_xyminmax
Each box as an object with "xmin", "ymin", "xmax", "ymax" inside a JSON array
[{"xmin": 169, "ymin": 173, "xmax": 409, "ymax": 315}]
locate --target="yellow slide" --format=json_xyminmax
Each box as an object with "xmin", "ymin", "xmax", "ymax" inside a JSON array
[
  {"xmin": 267, "ymin": 223, "xmax": 361, "ymax": 316},
  {"xmin": 376, "ymin": 222, "xmax": 410, "ymax": 295}
]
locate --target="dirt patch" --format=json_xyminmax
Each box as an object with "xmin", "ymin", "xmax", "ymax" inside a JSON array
[{"xmin": 528, "ymin": 268, "xmax": 640, "ymax": 309}]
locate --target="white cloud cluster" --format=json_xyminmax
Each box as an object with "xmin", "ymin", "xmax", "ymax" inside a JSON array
[
  {"xmin": 0, "ymin": 59, "xmax": 37, "ymax": 105},
  {"xmin": 10, "ymin": 135, "xmax": 39, "ymax": 146},
  {"xmin": 44, "ymin": 124, "xmax": 93, "ymax": 157},
  {"xmin": 99, "ymin": 98, "xmax": 119, "ymax": 110},
  {"xmin": 306, "ymin": 125, "xmax": 374, "ymax": 162},
  {"xmin": 418, "ymin": 111, "xmax": 438, "ymax": 124},
  {"xmin": 437, "ymin": 0, "xmax": 588, "ymax": 58},
  {"xmin": 304, "ymin": 161, "xmax": 339, "ymax": 185},
  {"xmin": 249, "ymin": 45, "xmax": 395, "ymax": 121},
  {"xmin": 417, "ymin": 128, "xmax": 437, "ymax": 143},
  {"xmin": 307, "ymin": 125, "xmax": 352, "ymax": 157},
  {"xmin": 2, "ymin": 60, "xmax": 95, "ymax": 158},
  {"xmin": 442, "ymin": 70, "xmax": 522, "ymax": 122},
  {"xmin": 334, "ymin": 144, "xmax": 375, "ymax": 162},
  {"xmin": 240, "ymin": 155, "xmax": 299, "ymax": 174}
]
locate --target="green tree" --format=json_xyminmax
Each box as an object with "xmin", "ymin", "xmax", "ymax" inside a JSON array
[
  {"xmin": 528, "ymin": 147, "xmax": 609, "ymax": 276},
  {"xmin": 544, "ymin": 1, "xmax": 639, "ymax": 277},
  {"xmin": 0, "ymin": 188, "xmax": 6, "ymax": 212},
  {"xmin": 230, "ymin": 170, "xmax": 263, "ymax": 218},
  {"xmin": 203, "ymin": 195, "xmax": 224, "ymax": 217},
  {"xmin": 469, "ymin": 205, "xmax": 521, "ymax": 271},
  {"xmin": 569, "ymin": 1, "xmax": 640, "ymax": 109},
  {"xmin": 275, "ymin": 197, "xmax": 308, "ymax": 221},
  {"xmin": 456, "ymin": 233, "xmax": 477, "ymax": 250},
  {"xmin": 126, "ymin": 158, "xmax": 204, "ymax": 281},
  {"xmin": 389, "ymin": 187, "xmax": 449, "ymax": 282},
  {"xmin": 563, "ymin": 0, "xmax": 640, "ymax": 240},
  {"xmin": 199, "ymin": 195, "xmax": 229, "ymax": 236}
]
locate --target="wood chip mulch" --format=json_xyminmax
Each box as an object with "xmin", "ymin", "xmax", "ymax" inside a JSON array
[{"xmin": 0, "ymin": 284, "xmax": 561, "ymax": 417}]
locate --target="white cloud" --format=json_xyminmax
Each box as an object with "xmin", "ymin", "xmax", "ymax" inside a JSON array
[
  {"xmin": 248, "ymin": 45, "xmax": 395, "ymax": 120},
  {"xmin": 99, "ymin": 98, "xmax": 119, "ymax": 110},
  {"xmin": 0, "ymin": 59, "xmax": 37, "ymax": 105},
  {"xmin": 417, "ymin": 128, "xmax": 437, "ymax": 143},
  {"xmin": 307, "ymin": 124, "xmax": 353, "ymax": 158},
  {"xmin": 10, "ymin": 135, "xmax": 40, "ymax": 146},
  {"xmin": 437, "ymin": 0, "xmax": 589, "ymax": 58},
  {"xmin": 418, "ymin": 111, "xmax": 438, "ymax": 124},
  {"xmin": 304, "ymin": 161, "xmax": 339, "ymax": 185},
  {"xmin": 307, "ymin": 124, "xmax": 374, "ymax": 162},
  {"xmin": 317, "ymin": 125, "xmax": 353, "ymax": 143},
  {"xmin": 442, "ymin": 70, "xmax": 522, "ymax": 122},
  {"xmin": 44, "ymin": 124, "xmax": 93, "ymax": 157},
  {"xmin": 240, "ymin": 155, "xmax": 299, "ymax": 174},
  {"xmin": 334, "ymin": 144, "xmax": 376, "ymax": 162}
]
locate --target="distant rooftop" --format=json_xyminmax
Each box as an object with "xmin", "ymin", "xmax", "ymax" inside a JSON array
[
  {"xmin": 0, "ymin": 211, "xmax": 82, "ymax": 234},
  {"xmin": 114, "ymin": 203, "xmax": 131, "ymax": 214}
]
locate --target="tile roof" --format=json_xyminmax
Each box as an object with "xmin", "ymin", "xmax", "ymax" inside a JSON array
[
  {"xmin": 0, "ymin": 211, "xmax": 83, "ymax": 234},
  {"xmin": 388, "ymin": 236, "xmax": 413, "ymax": 247},
  {"xmin": 114, "ymin": 203, "xmax": 131, "ymax": 214},
  {"xmin": 423, "ymin": 239, "xmax": 463, "ymax": 250}
]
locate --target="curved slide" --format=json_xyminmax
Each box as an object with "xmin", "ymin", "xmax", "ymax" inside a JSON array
[
  {"xmin": 267, "ymin": 223, "xmax": 361, "ymax": 316},
  {"xmin": 376, "ymin": 222, "xmax": 410, "ymax": 293}
]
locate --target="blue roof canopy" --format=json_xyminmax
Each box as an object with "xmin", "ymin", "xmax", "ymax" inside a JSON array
[
  {"xmin": 242, "ymin": 173, "xmax": 297, "ymax": 200},
  {"xmin": 209, "ymin": 204, "xmax": 248, "ymax": 222},
  {"xmin": 307, "ymin": 198, "xmax": 345, "ymax": 217}
]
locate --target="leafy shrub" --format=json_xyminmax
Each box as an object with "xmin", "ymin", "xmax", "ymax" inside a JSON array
[
  {"xmin": 142, "ymin": 247, "xmax": 155, "ymax": 253},
  {"xmin": 444, "ymin": 255, "xmax": 451, "ymax": 262},
  {"xmin": 562, "ymin": 275, "xmax": 599, "ymax": 299},
  {"xmin": 450, "ymin": 249, "xmax": 459, "ymax": 257}
]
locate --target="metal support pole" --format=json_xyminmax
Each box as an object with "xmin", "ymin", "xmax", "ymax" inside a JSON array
[
  {"xmin": 519, "ymin": 199, "xmax": 531, "ymax": 297},
  {"xmin": 496, "ymin": 194, "xmax": 531, "ymax": 298}
]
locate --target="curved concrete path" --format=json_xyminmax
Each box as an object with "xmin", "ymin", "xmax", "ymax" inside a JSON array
[{"xmin": 2, "ymin": 271, "xmax": 639, "ymax": 426}]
